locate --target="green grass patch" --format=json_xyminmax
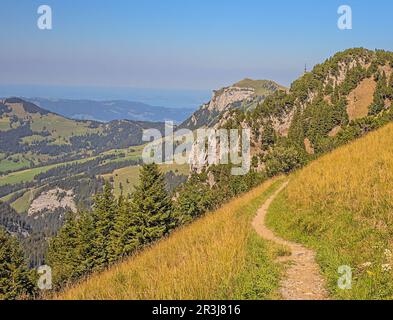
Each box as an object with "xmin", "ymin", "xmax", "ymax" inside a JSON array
[
  {"xmin": 227, "ymin": 230, "xmax": 283, "ymax": 300},
  {"xmin": 0, "ymin": 157, "xmax": 30, "ymax": 173},
  {"xmin": 0, "ymin": 189, "xmax": 25, "ymax": 203},
  {"xmin": 233, "ymin": 79, "xmax": 286, "ymax": 96},
  {"xmin": 30, "ymin": 114, "xmax": 102, "ymax": 144},
  {"xmin": 102, "ymin": 163, "xmax": 189, "ymax": 197},
  {"xmin": 266, "ymin": 190, "xmax": 393, "ymax": 300},
  {"xmin": 0, "ymin": 147, "xmax": 142, "ymax": 186},
  {"xmin": 218, "ymin": 178, "xmax": 286, "ymax": 300},
  {"xmin": 0, "ymin": 117, "xmax": 11, "ymax": 131},
  {"xmin": 0, "ymin": 166, "xmax": 51, "ymax": 186},
  {"xmin": 11, "ymin": 189, "xmax": 35, "ymax": 213},
  {"xmin": 21, "ymin": 135, "xmax": 49, "ymax": 144}
]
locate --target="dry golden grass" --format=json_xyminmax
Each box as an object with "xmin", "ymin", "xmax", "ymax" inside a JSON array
[
  {"xmin": 56, "ymin": 178, "xmax": 282, "ymax": 300},
  {"xmin": 287, "ymin": 123, "xmax": 393, "ymax": 222},
  {"xmin": 347, "ymin": 77, "xmax": 376, "ymax": 121},
  {"xmin": 268, "ymin": 123, "xmax": 393, "ymax": 299}
]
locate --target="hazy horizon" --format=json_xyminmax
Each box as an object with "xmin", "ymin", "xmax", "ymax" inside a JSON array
[
  {"xmin": 2, "ymin": 0, "xmax": 393, "ymax": 92},
  {"xmin": 0, "ymin": 84, "xmax": 211, "ymax": 109}
]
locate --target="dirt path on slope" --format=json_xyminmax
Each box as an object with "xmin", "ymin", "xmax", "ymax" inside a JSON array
[{"xmin": 252, "ymin": 182, "xmax": 329, "ymax": 300}]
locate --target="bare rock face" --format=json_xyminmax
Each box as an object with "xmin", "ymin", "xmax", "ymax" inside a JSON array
[
  {"xmin": 271, "ymin": 109, "xmax": 294, "ymax": 137},
  {"xmin": 188, "ymin": 131, "xmax": 221, "ymax": 175},
  {"xmin": 179, "ymin": 79, "xmax": 284, "ymax": 131},
  {"xmin": 180, "ymin": 86, "xmax": 256, "ymax": 131},
  {"xmin": 186, "ymin": 81, "xmax": 290, "ymax": 175},
  {"xmin": 28, "ymin": 188, "xmax": 77, "ymax": 216},
  {"xmin": 207, "ymin": 87, "xmax": 255, "ymax": 113},
  {"xmin": 304, "ymin": 138, "xmax": 315, "ymax": 155}
]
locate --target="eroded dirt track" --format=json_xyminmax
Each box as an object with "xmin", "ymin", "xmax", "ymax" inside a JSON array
[{"xmin": 252, "ymin": 182, "xmax": 329, "ymax": 300}]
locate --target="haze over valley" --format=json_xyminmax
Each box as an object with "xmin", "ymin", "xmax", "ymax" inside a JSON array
[{"xmin": 1, "ymin": 0, "xmax": 393, "ymax": 303}]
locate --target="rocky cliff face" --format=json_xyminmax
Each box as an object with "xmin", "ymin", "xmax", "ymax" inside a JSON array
[
  {"xmin": 207, "ymin": 87, "xmax": 256, "ymax": 112},
  {"xmin": 189, "ymin": 48, "xmax": 393, "ymax": 176},
  {"xmin": 179, "ymin": 79, "xmax": 285, "ymax": 130}
]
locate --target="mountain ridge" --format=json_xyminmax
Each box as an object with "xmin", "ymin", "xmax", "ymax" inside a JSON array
[
  {"xmin": 3, "ymin": 48, "xmax": 393, "ymax": 299},
  {"xmin": 27, "ymin": 98, "xmax": 195, "ymax": 123},
  {"xmin": 179, "ymin": 79, "xmax": 286, "ymax": 130},
  {"xmin": 190, "ymin": 48, "xmax": 393, "ymax": 175},
  {"xmin": 51, "ymin": 49, "xmax": 393, "ymax": 300},
  {"xmin": 0, "ymin": 97, "xmax": 165, "ymax": 172}
]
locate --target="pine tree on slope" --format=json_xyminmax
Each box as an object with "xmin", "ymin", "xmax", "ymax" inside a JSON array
[
  {"xmin": 109, "ymin": 195, "xmax": 140, "ymax": 261},
  {"xmin": 130, "ymin": 163, "xmax": 174, "ymax": 246},
  {"xmin": 91, "ymin": 182, "xmax": 117, "ymax": 270},
  {"xmin": 0, "ymin": 228, "xmax": 35, "ymax": 300}
]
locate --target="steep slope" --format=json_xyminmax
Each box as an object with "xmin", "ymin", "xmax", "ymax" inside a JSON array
[
  {"xmin": 179, "ymin": 79, "xmax": 286, "ymax": 130},
  {"xmin": 267, "ymin": 122, "xmax": 393, "ymax": 299},
  {"xmin": 0, "ymin": 98, "xmax": 165, "ymax": 172},
  {"xmin": 253, "ymin": 182, "xmax": 328, "ymax": 300},
  {"xmin": 257, "ymin": 48, "xmax": 393, "ymax": 154},
  {"xmin": 193, "ymin": 48, "xmax": 393, "ymax": 175},
  {"xmin": 56, "ymin": 179, "xmax": 285, "ymax": 300}
]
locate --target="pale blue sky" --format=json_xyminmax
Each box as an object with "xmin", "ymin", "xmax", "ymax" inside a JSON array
[{"xmin": 1, "ymin": 0, "xmax": 392, "ymax": 91}]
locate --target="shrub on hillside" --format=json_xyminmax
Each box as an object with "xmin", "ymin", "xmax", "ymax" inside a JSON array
[{"xmin": 264, "ymin": 146, "xmax": 306, "ymax": 177}]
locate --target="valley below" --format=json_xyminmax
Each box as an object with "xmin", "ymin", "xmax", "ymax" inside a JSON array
[{"xmin": 2, "ymin": 48, "xmax": 393, "ymax": 300}]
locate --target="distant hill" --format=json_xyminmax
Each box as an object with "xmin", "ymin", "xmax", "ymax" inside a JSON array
[
  {"xmin": 179, "ymin": 79, "xmax": 286, "ymax": 130},
  {"xmin": 0, "ymin": 97, "xmax": 165, "ymax": 171},
  {"xmin": 28, "ymin": 98, "xmax": 195, "ymax": 124}
]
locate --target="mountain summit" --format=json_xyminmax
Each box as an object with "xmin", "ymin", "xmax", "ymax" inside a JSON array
[{"xmin": 179, "ymin": 79, "xmax": 286, "ymax": 130}]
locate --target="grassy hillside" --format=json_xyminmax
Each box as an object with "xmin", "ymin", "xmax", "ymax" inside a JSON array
[
  {"xmin": 267, "ymin": 123, "xmax": 393, "ymax": 299},
  {"xmin": 56, "ymin": 178, "xmax": 286, "ymax": 300},
  {"xmin": 0, "ymin": 146, "xmax": 143, "ymax": 186},
  {"xmin": 234, "ymin": 78, "xmax": 287, "ymax": 96},
  {"xmin": 0, "ymin": 98, "xmax": 165, "ymax": 172},
  {"xmin": 102, "ymin": 163, "xmax": 189, "ymax": 197}
]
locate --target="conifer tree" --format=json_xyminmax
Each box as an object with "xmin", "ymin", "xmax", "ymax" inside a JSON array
[
  {"xmin": 174, "ymin": 173, "xmax": 216, "ymax": 224},
  {"xmin": 91, "ymin": 182, "xmax": 117, "ymax": 270},
  {"xmin": 73, "ymin": 212, "xmax": 95, "ymax": 276},
  {"xmin": 370, "ymin": 72, "xmax": 389, "ymax": 115},
  {"xmin": 130, "ymin": 163, "xmax": 174, "ymax": 245},
  {"xmin": 47, "ymin": 211, "xmax": 98, "ymax": 287},
  {"xmin": 47, "ymin": 213, "xmax": 81, "ymax": 286},
  {"xmin": 109, "ymin": 195, "xmax": 140, "ymax": 261},
  {"xmin": 288, "ymin": 107, "xmax": 306, "ymax": 150},
  {"xmin": 0, "ymin": 228, "xmax": 35, "ymax": 300}
]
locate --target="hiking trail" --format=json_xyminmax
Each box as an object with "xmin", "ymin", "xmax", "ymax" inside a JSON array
[{"xmin": 252, "ymin": 182, "xmax": 329, "ymax": 300}]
